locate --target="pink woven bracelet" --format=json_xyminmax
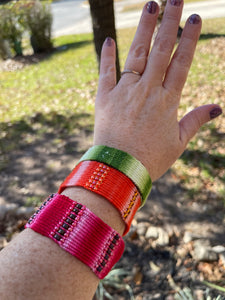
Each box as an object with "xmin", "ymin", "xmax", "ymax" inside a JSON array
[{"xmin": 25, "ymin": 193, "xmax": 125, "ymax": 279}]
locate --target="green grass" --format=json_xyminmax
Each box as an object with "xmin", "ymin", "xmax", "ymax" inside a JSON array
[
  {"xmin": 0, "ymin": 33, "xmax": 97, "ymax": 123},
  {"xmin": 0, "ymin": 18, "xmax": 224, "ymax": 125},
  {"xmin": 0, "ymin": 33, "xmax": 97, "ymax": 160},
  {"xmin": 0, "ymin": 18, "xmax": 224, "ymax": 296},
  {"xmin": 0, "ymin": 18, "xmax": 224, "ymax": 203}
]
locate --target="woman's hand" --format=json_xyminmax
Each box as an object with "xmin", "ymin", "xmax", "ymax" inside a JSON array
[{"xmin": 94, "ymin": 0, "xmax": 222, "ymax": 181}]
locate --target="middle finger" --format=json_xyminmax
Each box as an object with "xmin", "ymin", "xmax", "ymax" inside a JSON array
[{"xmin": 143, "ymin": 0, "xmax": 184, "ymax": 86}]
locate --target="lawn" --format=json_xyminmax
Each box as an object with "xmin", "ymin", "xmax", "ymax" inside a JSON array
[
  {"xmin": 0, "ymin": 17, "xmax": 224, "ymax": 200},
  {"xmin": 0, "ymin": 33, "xmax": 97, "ymax": 123},
  {"xmin": 0, "ymin": 16, "xmax": 224, "ymax": 298}
]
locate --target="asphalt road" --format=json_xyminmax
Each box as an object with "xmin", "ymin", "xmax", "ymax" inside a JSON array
[{"xmin": 52, "ymin": 0, "xmax": 225, "ymax": 37}]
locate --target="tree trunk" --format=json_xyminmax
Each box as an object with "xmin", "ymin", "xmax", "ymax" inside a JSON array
[{"xmin": 88, "ymin": 0, "xmax": 120, "ymax": 82}]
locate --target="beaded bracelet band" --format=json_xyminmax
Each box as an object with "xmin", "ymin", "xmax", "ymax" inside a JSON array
[
  {"xmin": 79, "ymin": 145, "xmax": 152, "ymax": 206},
  {"xmin": 58, "ymin": 160, "xmax": 142, "ymax": 235},
  {"xmin": 25, "ymin": 193, "xmax": 125, "ymax": 279}
]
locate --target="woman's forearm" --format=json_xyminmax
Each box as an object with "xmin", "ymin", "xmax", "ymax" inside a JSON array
[
  {"xmin": 0, "ymin": 0, "xmax": 222, "ymax": 299},
  {"xmin": 0, "ymin": 187, "xmax": 124, "ymax": 300}
]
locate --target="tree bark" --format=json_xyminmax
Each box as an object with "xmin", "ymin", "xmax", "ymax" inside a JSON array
[{"xmin": 88, "ymin": 0, "xmax": 121, "ymax": 81}]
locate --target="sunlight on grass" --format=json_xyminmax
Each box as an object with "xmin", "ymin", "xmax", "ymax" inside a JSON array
[
  {"xmin": 0, "ymin": 18, "xmax": 224, "ymax": 204},
  {"xmin": 0, "ymin": 33, "xmax": 97, "ymax": 123}
]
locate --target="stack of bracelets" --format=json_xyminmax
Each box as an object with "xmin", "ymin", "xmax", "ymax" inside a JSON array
[{"xmin": 26, "ymin": 145, "xmax": 152, "ymax": 279}]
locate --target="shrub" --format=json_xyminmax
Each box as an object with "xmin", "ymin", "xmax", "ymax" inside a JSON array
[
  {"xmin": 0, "ymin": 1, "xmax": 25, "ymax": 57},
  {"xmin": 0, "ymin": 0, "xmax": 53, "ymax": 59},
  {"xmin": 23, "ymin": 0, "xmax": 53, "ymax": 53}
]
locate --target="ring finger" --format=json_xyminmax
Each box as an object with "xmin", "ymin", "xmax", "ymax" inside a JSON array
[{"xmin": 122, "ymin": 1, "xmax": 159, "ymax": 80}]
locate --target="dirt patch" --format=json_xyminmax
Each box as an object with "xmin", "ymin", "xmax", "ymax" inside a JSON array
[
  {"xmin": 0, "ymin": 53, "xmax": 51, "ymax": 72},
  {"xmin": 0, "ymin": 121, "xmax": 224, "ymax": 299}
]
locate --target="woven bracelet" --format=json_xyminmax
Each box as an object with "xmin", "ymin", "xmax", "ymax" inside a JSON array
[
  {"xmin": 79, "ymin": 145, "xmax": 152, "ymax": 206},
  {"xmin": 58, "ymin": 160, "xmax": 142, "ymax": 235},
  {"xmin": 25, "ymin": 193, "xmax": 125, "ymax": 279}
]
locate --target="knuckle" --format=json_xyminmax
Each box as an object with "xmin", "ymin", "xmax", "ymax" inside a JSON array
[
  {"xmin": 101, "ymin": 64, "xmax": 115, "ymax": 77},
  {"xmin": 107, "ymin": 64, "xmax": 116, "ymax": 74},
  {"xmin": 174, "ymin": 52, "xmax": 191, "ymax": 69},
  {"xmin": 154, "ymin": 36, "xmax": 174, "ymax": 54},
  {"xmin": 130, "ymin": 43, "xmax": 148, "ymax": 61}
]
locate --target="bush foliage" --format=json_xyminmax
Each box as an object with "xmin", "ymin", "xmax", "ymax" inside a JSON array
[{"xmin": 0, "ymin": 0, "xmax": 53, "ymax": 59}]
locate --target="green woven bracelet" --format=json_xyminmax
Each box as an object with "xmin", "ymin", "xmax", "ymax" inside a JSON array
[{"xmin": 79, "ymin": 145, "xmax": 152, "ymax": 207}]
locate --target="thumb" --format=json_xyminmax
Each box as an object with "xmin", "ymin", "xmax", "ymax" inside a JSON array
[
  {"xmin": 97, "ymin": 37, "xmax": 117, "ymax": 95},
  {"xmin": 179, "ymin": 104, "xmax": 222, "ymax": 146}
]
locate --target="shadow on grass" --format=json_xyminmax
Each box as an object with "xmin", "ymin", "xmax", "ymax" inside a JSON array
[
  {"xmin": 1, "ymin": 39, "xmax": 93, "ymax": 70},
  {"xmin": 0, "ymin": 111, "xmax": 94, "ymax": 204},
  {"xmin": 199, "ymin": 33, "xmax": 225, "ymax": 40},
  {"xmin": 54, "ymin": 40, "xmax": 93, "ymax": 53},
  {"xmin": 0, "ymin": 111, "xmax": 224, "ymax": 244},
  {"xmin": 0, "ymin": 111, "xmax": 94, "ymax": 154},
  {"xmin": 180, "ymin": 148, "xmax": 225, "ymax": 170},
  {"xmin": 137, "ymin": 169, "xmax": 225, "ymax": 244},
  {"xmin": 136, "ymin": 144, "xmax": 225, "ymax": 244}
]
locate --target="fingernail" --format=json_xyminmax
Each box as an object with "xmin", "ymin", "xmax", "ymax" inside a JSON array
[
  {"xmin": 105, "ymin": 37, "xmax": 112, "ymax": 46},
  {"xmin": 147, "ymin": 1, "xmax": 158, "ymax": 14},
  {"xmin": 210, "ymin": 107, "xmax": 222, "ymax": 119},
  {"xmin": 188, "ymin": 14, "xmax": 201, "ymax": 24},
  {"xmin": 170, "ymin": 0, "xmax": 182, "ymax": 6}
]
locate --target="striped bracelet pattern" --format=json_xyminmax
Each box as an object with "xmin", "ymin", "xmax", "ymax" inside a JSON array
[
  {"xmin": 58, "ymin": 160, "xmax": 142, "ymax": 235},
  {"xmin": 25, "ymin": 193, "xmax": 125, "ymax": 279},
  {"xmin": 79, "ymin": 145, "xmax": 152, "ymax": 206}
]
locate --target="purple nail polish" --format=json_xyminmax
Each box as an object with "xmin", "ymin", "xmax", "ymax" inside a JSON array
[
  {"xmin": 189, "ymin": 14, "xmax": 201, "ymax": 25},
  {"xmin": 106, "ymin": 37, "xmax": 112, "ymax": 46},
  {"xmin": 210, "ymin": 107, "xmax": 222, "ymax": 119},
  {"xmin": 170, "ymin": 0, "xmax": 182, "ymax": 6},
  {"xmin": 147, "ymin": 1, "xmax": 158, "ymax": 14}
]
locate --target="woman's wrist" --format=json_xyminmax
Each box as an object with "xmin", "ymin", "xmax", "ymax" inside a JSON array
[
  {"xmin": 59, "ymin": 145, "xmax": 152, "ymax": 235},
  {"xmin": 79, "ymin": 145, "xmax": 152, "ymax": 205},
  {"xmin": 59, "ymin": 160, "xmax": 142, "ymax": 235},
  {"xmin": 62, "ymin": 187, "xmax": 125, "ymax": 235}
]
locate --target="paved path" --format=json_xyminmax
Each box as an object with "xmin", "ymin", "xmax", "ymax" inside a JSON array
[{"xmin": 52, "ymin": 0, "xmax": 225, "ymax": 37}]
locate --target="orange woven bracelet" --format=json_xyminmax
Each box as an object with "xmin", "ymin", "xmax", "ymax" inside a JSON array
[{"xmin": 58, "ymin": 161, "xmax": 142, "ymax": 235}]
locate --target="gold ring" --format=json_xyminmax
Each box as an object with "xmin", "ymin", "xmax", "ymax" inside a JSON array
[{"xmin": 121, "ymin": 69, "xmax": 141, "ymax": 76}]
